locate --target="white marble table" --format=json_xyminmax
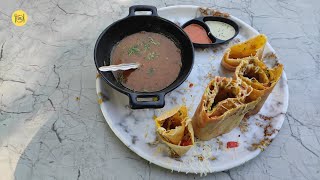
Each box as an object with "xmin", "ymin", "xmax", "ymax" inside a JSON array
[{"xmin": 0, "ymin": 0, "xmax": 319, "ymax": 179}]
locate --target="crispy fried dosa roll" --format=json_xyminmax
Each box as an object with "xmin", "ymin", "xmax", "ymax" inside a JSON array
[
  {"xmin": 155, "ymin": 106, "xmax": 194, "ymax": 156},
  {"xmin": 192, "ymin": 77, "xmax": 260, "ymax": 140},
  {"xmin": 221, "ymin": 34, "xmax": 267, "ymax": 71},
  {"xmin": 234, "ymin": 57, "xmax": 283, "ymax": 115}
]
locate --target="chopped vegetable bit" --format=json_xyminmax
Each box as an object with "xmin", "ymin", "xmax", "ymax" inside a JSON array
[
  {"xmin": 147, "ymin": 68, "xmax": 155, "ymax": 75},
  {"xmin": 128, "ymin": 45, "xmax": 140, "ymax": 56},
  {"xmin": 98, "ymin": 98, "xmax": 103, "ymax": 105},
  {"xmin": 210, "ymin": 156, "xmax": 217, "ymax": 161},
  {"xmin": 265, "ymin": 70, "xmax": 270, "ymax": 78},
  {"xmin": 143, "ymin": 42, "xmax": 151, "ymax": 51},
  {"xmin": 227, "ymin": 141, "xmax": 239, "ymax": 148},
  {"xmin": 152, "ymin": 115, "xmax": 157, "ymax": 120},
  {"xmin": 197, "ymin": 155, "xmax": 204, "ymax": 161},
  {"xmin": 180, "ymin": 138, "xmax": 192, "ymax": 146},
  {"xmin": 148, "ymin": 37, "xmax": 160, "ymax": 45},
  {"xmin": 117, "ymin": 73, "xmax": 125, "ymax": 83},
  {"xmin": 162, "ymin": 117, "xmax": 182, "ymax": 130},
  {"xmin": 146, "ymin": 52, "xmax": 159, "ymax": 60}
]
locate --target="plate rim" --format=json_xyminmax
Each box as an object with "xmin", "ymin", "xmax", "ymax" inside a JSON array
[{"xmin": 95, "ymin": 5, "xmax": 289, "ymax": 174}]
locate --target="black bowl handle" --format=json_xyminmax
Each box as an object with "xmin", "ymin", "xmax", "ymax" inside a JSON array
[
  {"xmin": 128, "ymin": 5, "xmax": 158, "ymax": 16},
  {"xmin": 128, "ymin": 92, "xmax": 165, "ymax": 109}
]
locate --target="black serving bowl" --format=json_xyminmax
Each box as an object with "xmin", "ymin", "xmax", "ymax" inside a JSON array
[
  {"xmin": 94, "ymin": 5, "xmax": 194, "ymax": 109},
  {"xmin": 181, "ymin": 16, "xmax": 239, "ymax": 48}
]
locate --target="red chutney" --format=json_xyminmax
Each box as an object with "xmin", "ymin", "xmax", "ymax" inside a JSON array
[{"xmin": 183, "ymin": 24, "xmax": 212, "ymax": 44}]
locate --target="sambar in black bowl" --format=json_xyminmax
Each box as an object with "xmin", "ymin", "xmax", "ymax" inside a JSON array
[{"xmin": 94, "ymin": 5, "xmax": 194, "ymax": 109}]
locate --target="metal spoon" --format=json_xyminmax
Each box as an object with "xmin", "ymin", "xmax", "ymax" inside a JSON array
[{"xmin": 99, "ymin": 63, "xmax": 140, "ymax": 72}]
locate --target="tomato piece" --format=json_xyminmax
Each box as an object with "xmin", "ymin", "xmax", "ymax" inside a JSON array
[
  {"xmin": 227, "ymin": 141, "xmax": 239, "ymax": 148},
  {"xmin": 181, "ymin": 139, "xmax": 192, "ymax": 146}
]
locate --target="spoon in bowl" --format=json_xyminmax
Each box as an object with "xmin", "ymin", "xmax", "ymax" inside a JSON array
[{"xmin": 99, "ymin": 63, "xmax": 140, "ymax": 72}]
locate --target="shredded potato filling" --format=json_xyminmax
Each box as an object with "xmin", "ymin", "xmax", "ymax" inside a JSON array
[
  {"xmin": 180, "ymin": 129, "xmax": 192, "ymax": 146},
  {"xmin": 243, "ymin": 67, "xmax": 268, "ymax": 83},
  {"xmin": 205, "ymin": 78, "xmax": 240, "ymax": 115},
  {"xmin": 155, "ymin": 106, "xmax": 195, "ymax": 156},
  {"xmin": 162, "ymin": 117, "xmax": 182, "ymax": 130},
  {"xmin": 239, "ymin": 60, "xmax": 270, "ymax": 90},
  {"xmin": 160, "ymin": 109, "xmax": 187, "ymax": 130},
  {"xmin": 234, "ymin": 57, "xmax": 283, "ymax": 115},
  {"xmin": 192, "ymin": 76, "xmax": 261, "ymax": 140},
  {"xmin": 209, "ymin": 99, "xmax": 238, "ymax": 117},
  {"xmin": 212, "ymin": 87, "xmax": 236, "ymax": 106}
]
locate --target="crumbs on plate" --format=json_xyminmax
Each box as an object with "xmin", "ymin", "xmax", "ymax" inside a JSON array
[{"xmin": 198, "ymin": 7, "xmax": 230, "ymax": 17}]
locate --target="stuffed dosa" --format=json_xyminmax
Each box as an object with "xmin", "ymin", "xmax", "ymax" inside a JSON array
[
  {"xmin": 221, "ymin": 34, "xmax": 267, "ymax": 71},
  {"xmin": 155, "ymin": 106, "xmax": 194, "ymax": 156},
  {"xmin": 234, "ymin": 57, "xmax": 283, "ymax": 115},
  {"xmin": 192, "ymin": 77, "xmax": 260, "ymax": 140}
]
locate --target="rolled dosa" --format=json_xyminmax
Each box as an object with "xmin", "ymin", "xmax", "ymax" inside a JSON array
[
  {"xmin": 234, "ymin": 57, "xmax": 283, "ymax": 115},
  {"xmin": 221, "ymin": 34, "xmax": 267, "ymax": 71},
  {"xmin": 192, "ymin": 77, "xmax": 260, "ymax": 140},
  {"xmin": 155, "ymin": 106, "xmax": 194, "ymax": 156}
]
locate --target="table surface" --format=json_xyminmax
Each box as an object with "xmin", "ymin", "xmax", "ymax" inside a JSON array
[{"xmin": 0, "ymin": 0, "xmax": 319, "ymax": 179}]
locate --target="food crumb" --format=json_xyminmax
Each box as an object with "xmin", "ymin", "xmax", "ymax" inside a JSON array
[
  {"xmin": 255, "ymin": 122, "xmax": 264, "ymax": 127},
  {"xmin": 75, "ymin": 97, "xmax": 80, "ymax": 101},
  {"xmin": 264, "ymin": 123, "xmax": 279, "ymax": 137},
  {"xmin": 171, "ymin": 97, "xmax": 177, "ymax": 104},
  {"xmin": 263, "ymin": 52, "xmax": 278, "ymax": 60},
  {"xmin": 216, "ymin": 138, "xmax": 223, "ymax": 149},
  {"xmin": 233, "ymin": 38, "xmax": 241, "ymax": 44},
  {"xmin": 239, "ymin": 117, "xmax": 249, "ymax": 133},
  {"xmin": 259, "ymin": 114, "xmax": 273, "ymax": 121},
  {"xmin": 189, "ymin": 83, "xmax": 194, "ymax": 88},
  {"xmin": 98, "ymin": 98, "xmax": 103, "ymax": 105},
  {"xmin": 198, "ymin": 7, "xmax": 230, "ymax": 17},
  {"xmin": 182, "ymin": 97, "xmax": 186, "ymax": 104},
  {"xmin": 96, "ymin": 73, "xmax": 101, "ymax": 79},
  {"xmin": 250, "ymin": 138, "xmax": 272, "ymax": 151},
  {"xmin": 210, "ymin": 156, "xmax": 217, "ymax": 161},
  {"xmin": 212, "ymin": 48, "xmax": 218, "ymax": 53},
  {"xmin": 197, "ymin": 155, "xmax": 204, "ymax": 161}
]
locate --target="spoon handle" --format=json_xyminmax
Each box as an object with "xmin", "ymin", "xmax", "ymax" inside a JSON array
[{"xmin": 99, "ymin": 63, "xmax": 140, "ymax": 72}]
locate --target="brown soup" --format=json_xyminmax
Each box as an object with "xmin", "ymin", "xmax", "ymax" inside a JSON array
[{"xmin": 111, "ymin": 31, "xmax": 182, "ymax": 92}]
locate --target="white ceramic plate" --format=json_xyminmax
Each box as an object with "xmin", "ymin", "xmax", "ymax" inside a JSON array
[{"xmin": 95, "ymin": 5, "xmax": 289, "ymax": 174}]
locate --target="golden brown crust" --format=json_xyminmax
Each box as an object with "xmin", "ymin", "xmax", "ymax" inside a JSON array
[
  {"xmin": 221, "ymin": 34, "xmax": 267, "ymax": 71},
  {"xmin": 234, "ymin": 58, "xmax": 283, "ymax": 115},
  {"xmin": 155, "ymin": 106, "xmax": 194, "ymax": 156},
  {"xmin": 192, "ymin": 77, "xmax": 260, "ymax": 140},
  {"xmin": 161, "ymin": 120, "xmax": 194, "ymax": 156}
]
